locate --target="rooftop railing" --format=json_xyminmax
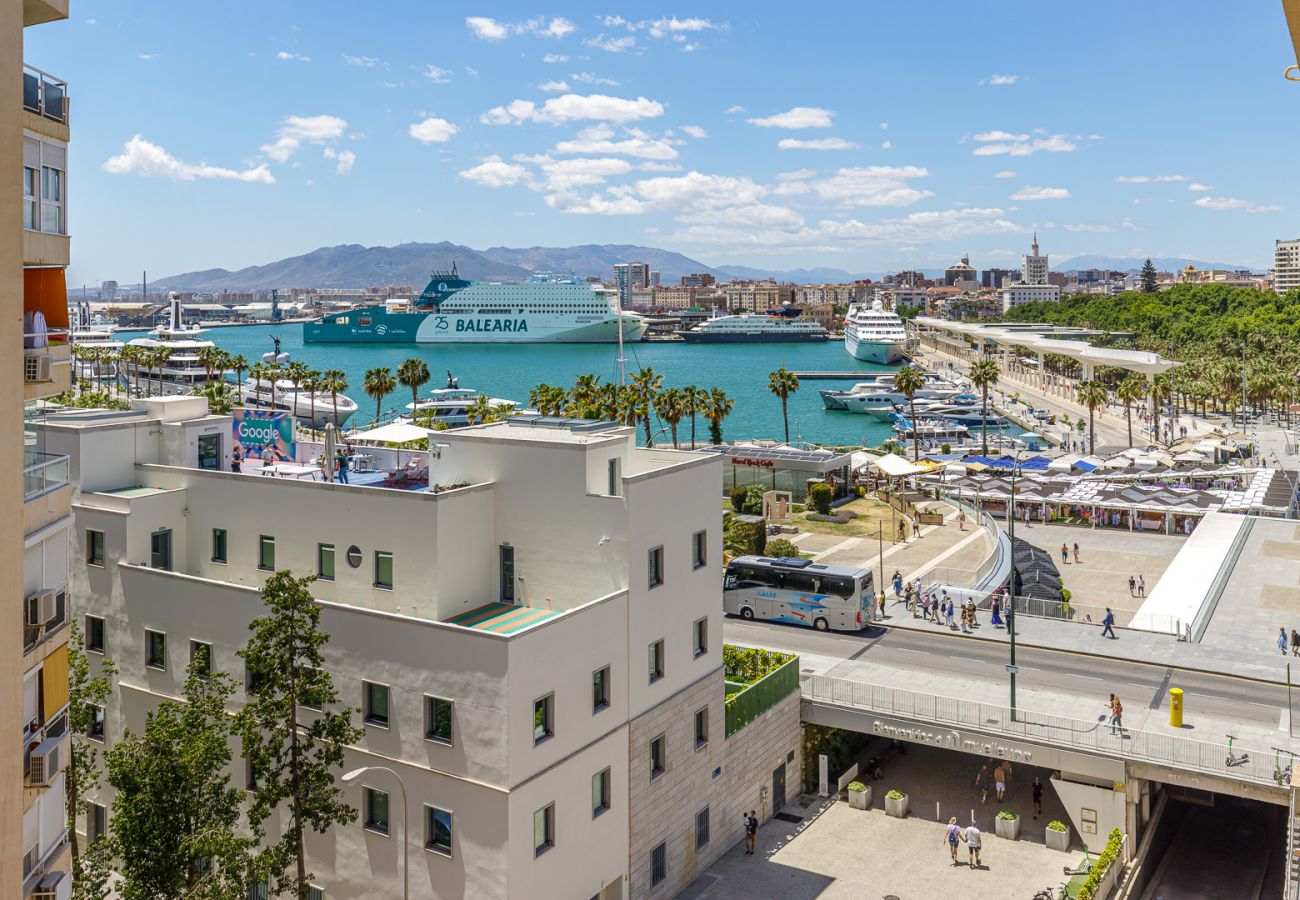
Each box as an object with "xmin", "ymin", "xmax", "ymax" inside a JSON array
[
  {"xmin": 23, "ymin": 451, "xmax": 68, "ymax": 501},
  {"xmin": 22, "ymin": 64, "xmax": 68, "ymax": 124}
]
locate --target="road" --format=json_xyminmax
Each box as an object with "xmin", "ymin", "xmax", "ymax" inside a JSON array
[{"xmin": 724, "ymin": 617, "xmax": 1294, "ymax": 734}]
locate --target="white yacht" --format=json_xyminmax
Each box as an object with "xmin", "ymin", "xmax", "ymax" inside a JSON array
[
  {"xmin": 237, "ymin": 338, "xmax": 359, "ymax": 428},
  {"xmin": 124, "ymin": 293, "xmax": 215, "ymax": 396},
  {"xmin": 69, "ymin": 304, "xmax": 124, "ymax": 381},
  {"xmin": 821, "ymin": 372, "xmax": 967, "ymax": 412},
  {"xmin": 843, "ymin": 299, "xmax": 909, "ymax": 363},
  {"xmin": 679, "ymin": 309, "xmax": 828, "ymax": 343},
  {"xmin": 399, "ymin": 372, "xmax": 514, "ymax": 427}
]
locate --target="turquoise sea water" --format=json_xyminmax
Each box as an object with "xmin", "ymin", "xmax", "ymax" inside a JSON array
[{"xmin": 118, "ymin": 324, "xmax": 902, "ymax": 446}]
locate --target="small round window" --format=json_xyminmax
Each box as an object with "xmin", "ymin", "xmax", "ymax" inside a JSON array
[{"xmin": 346, "ymin": 545, "xmax": 363, "ymax": 568}]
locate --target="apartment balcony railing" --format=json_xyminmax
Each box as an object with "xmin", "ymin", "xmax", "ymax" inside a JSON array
[
  {"xmin": 22, "ymin": 64, "xmax": 68, "ymax": 124},
  {"xmin": 24, "ymin": 451, "xmax": 69, "ymax": 501}
]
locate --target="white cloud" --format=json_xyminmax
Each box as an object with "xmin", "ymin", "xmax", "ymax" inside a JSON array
[
  {"xmin": 748, "ymin": 106, "xmax": 834, "ymax": 129},
  {"xmin": 466, "ymin": 15, "xmax": 574, "ymax": 41},
  {"xmin": 552, "ymin": 124, "xmax": 680, "ymax": 160},
  {"xmin": 260, "ymin": 114, "xmax": 348, "ymax": 162},
  {"xmin": 425, "ymin": 65, "xmax": 452, "ymax": 83},
  {"xmin": 546, "ymin": 170, "xmax": 767, "ymax": 216},
  {"xmin": 680, "ymin": 125, "xmax": 709, "ymax": 139},
  {"xmin": 516, "ymin": 154, "xmax": 633, "ymax": 190},
  {"xmin": 1010, "ymin": 185, "xmax": 1070, "ymax": 201},
  {"xmin": 342, "ymin": 54, "xmax": 379, "ymax": 67},
  {"xmin": 541, "ymin": 17, "xmax": 576, "ymax": 38},
  {"xmin": 103, "ymin": 135, "xmax": 274, "ymax": 184},
  {"xmin": 1187, "ymin": 182, "xmax": 1214, "ymax": 192},
  {"xmin": 586, "ymin": 34, "xmax": 637, "ymax": 52},
  {"xmin": 408, "ymin": 115, "xmax": 459, "ymax": 144},
  {"xmin": 571, "ymin": 72, "xmax": 620, "ymax": 86},
  {"xmin": 808, "ymin": 166, "xmax": 933, "ymax": 207},
  {"xmin": 971, "ymin": 132, "xmax": 1076, "ymax": 157},
  {"xmin": 993, "ymin": 170, "xmax": 1017, "ymax": 179},
  {"xmin": 261, "ymin": 137, "xmax": 299, "ymax": 162},
  {"xmin": 480, "ymin": 93, "xmax": 665, "ymax": 125},
  {"xmin": 465, "ymin": 16, "xmax": 509, "ymax": 40},
  {"xmin": 459, "ymin": 155, "xmax": 529, "ymax": 187},
  {"xmin": 777, "ymin": 168, "xmax": 817, "ymax": 181},
  {"xmin": 543, "ymin": 53, "xmax": 570, "ymax": 63},
  {"xmin": 137, "ymin": 52, "xmax": 159, "ymax": 61},
  {"xmin": 974, "ymin": 130, "xmax": 1028, "ymax": 142},
  {"xmin": 880, "ymin": 140, "xmax": 892, "ymax": 150},
  {"xmin": 538, "ymin": 80, "xmax": 570, "ymax": 92},
  {"xmin": 639, "ymin": 161, "xmax": 681, "ymax": 171},
  {"xmin": 1193, "ymin": 196, "xmax": 1281, "ymax": 213},
  {"xmin": 725, "ymin": 105, "xmax": 746, "ymax": 114},
  {"xmin": 465, "ymin": 66, "xmax": 480, "ymax": 77},
  {"xmin": 276, "ymin": 51, "xmax": 311, "ymax": 62},
  {"xmin": 1064, "ymin": 219, "xmax": 1135, "ymax": 233},
  {"xmin": 777, "ymin": 137, "xmax": 859, "ymax": 151},
  {"xmin": 322, "ymin": 147, "xmax": 356, "ymax": 174},
  {"xmin": 984, "ymin": 74, "xmax": 1019, "ymax": 85},
  {"xmin": 1114, "ymin": 175, "xmax": 1188, "ymax": 183}
]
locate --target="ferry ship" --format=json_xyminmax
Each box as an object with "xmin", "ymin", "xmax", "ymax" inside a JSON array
[
  {"xmin": 679, "ymin": 306, "xmax": 828, "ymax": 343},
  {"xmin": 843, "ymin": 298, "xmax": 909, "ymax": 363},
  {"xmin": 304, "ymin": 266, "xmax": 647, "ymax": 344}
]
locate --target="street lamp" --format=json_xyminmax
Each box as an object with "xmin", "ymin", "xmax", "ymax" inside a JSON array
[
  {"xmin": 1005, "ymin": 451, "xmax": 1023, "ymax": 722},
  {"xmin": 872, "ymin": 525, "xmax": 885, "ymax": 619},
  {"xmin": 342, "ymin": 765, "xmax": 409, "ymax": 900}
]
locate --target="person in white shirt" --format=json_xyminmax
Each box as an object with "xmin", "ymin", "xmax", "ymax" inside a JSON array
[{"xmin": 961, "ymin": 821, "xmax": 982, "ymax": 868}]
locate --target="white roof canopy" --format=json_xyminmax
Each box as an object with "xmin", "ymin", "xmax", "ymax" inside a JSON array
[
  {"xmin": 349, "ymin": 422, "xmax": 433, "ymax": 444},
  {"xmin": 870, "ymin": 453, "xmax": 926, "ymax": 477},
  {"xmin": 913, "ymin": 318, "xmax": 1181, "ymax": 376}
]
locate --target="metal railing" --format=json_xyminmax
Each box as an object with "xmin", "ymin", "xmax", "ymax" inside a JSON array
[
  {"xmin": 1190, "ymin": 516, "xmax": 1255, "ymax": 642},
  {"xmin": 725, "ymin": 656, "xmax": 800, "ymax": 737},
  {"xmin": 23, "ymin": 451, "xmax": 68, "ymax": 500},
  {"xmin": 805, "ymin": 673, "xmax": 1293, "ymax": 790},
  {"xmin": 22, "ymin": 64, "xmax": 68, "ymax": 123}
]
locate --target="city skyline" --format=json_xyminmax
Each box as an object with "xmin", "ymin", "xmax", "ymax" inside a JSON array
[{"xmin": 26, "ymin": 0, "xmax": 1300, "ymax": 285}]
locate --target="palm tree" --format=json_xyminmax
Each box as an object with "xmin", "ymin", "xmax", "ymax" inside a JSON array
[
  {"xmin": 363, "ymin": 366, "xmax": 397, "ymax": 425},
  {"xmin": 892, "ymin": 365, "xmax": 926, "ymax": 461},
  {"xmin": 968, "ymin": 358, "xmax": 1000, "ymax": 456},
  {"xmin": 571, "ymin": 373, "xmax": 601, "ymax": 410},
  {"xmin": 193, "ymin": 380, "xmax": 237, "ymax": 415},
  {"xmin": 1076, "ymin": 379, "xmax": 1109, "ymax": 455},
  {"xmin": 285, "ymin": 361, "xmax": 310, "ymax": 420},
  {"xmin": 702, "ymin": 388, "xmax": 734, "ymax": 445},
  {"xmin": 653, "ymin": 387, "xmax": 687, "ymax": 448},
  {"xmin": 529, "ymin": 384, "xmax": 569, "ymax": 416},
  {"xmin": 681, "ymin": 385, "xmax": 703, "ymax": 449},
  {"xmin": 396, "ymin": 357, "xmax": 431, "ymax": 412},
  {"xmin": 196, "ymin": 345, "xmax": 222, "ymax": 382},
  {"xmin": 465, "ymin": 394, "xmax": 494, "ymax": 425},
  {"xmin": 767, "ymin": 366, "xmax": 800, "ymax": 444},
  {"xmin": 230, "ymin": 353, "xmax": 249, "ymax": 387},
  {"xmin": 301, "ymin": 369, "xmax": 322, "ymax": 427},
  {"xmin": 321, "ymin": 368, "xmax": 347, "ymax": 428},
  {"xmin": 148, "ymin": 348, "xmax": 171, "ymax": 396},
  {"xmin": 629, "ymin": 367, "xmax": 663, "ymax": 446},
  {"xmin": 1115, "ymin": 376, "xmax": 1146, "ymax": 448}
]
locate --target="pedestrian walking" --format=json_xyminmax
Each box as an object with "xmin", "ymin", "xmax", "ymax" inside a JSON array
[
  {"xmin": 1137, "ymin": 574, "xmax": 1145, "ymax": 597},
  {"xmin": 1109, "ymin": 695, "xmax": 1124, "ymax": 735},
  {"xmin": 993, "ymin": 763, "xmax": 1008, "ymax": 802},
  {"xmin": 743, "ymin": 811, "xmax": 758, "ymax": 855},
  {"xmin": 231, "ymin": 446, "xmax": 242, "ymax": 473},
  {"xmin": 921, "ymin": 594, "xmax": 931, "ymax": 621},
  {"xmin": 958, "ymin": 509, "xmax": 967, "ymax": 531},
  {"xmin": 878, "ymin": 591, "xmax": 887, "ymax": 618},
  {"xmin": 898, "ymin": 520, "xmax": 907, "ymax": 542},
  {"xmin": 945, "ymin": 817, "xmax": 962, "ymax": 864},
  {"xmin": 1032, "ymin": 777, "xmax": 1043, "ymax": 819},
  {"xmin": 1281, "ymin": 627, "xmax": 1290, "ymax": 656},
  {"xmin": 1128, "ymin": 575, "xmax": 1136, "ymax": 597},
  {"xmin": 1060, "ymin": 543, "xmax": 1069, "ymax": 564},
  {"xmin": 893, "ymin": 572, "xmax": 903, "ymax": 600},
  {"xmin": 1101, "ymin": 607, "xmax": 1116, "ymax": 639},
  {"xmin": 961, "ymin": 821, "xmax": 982, "ymax": 868},
  {"xmin": 1291, "ymin": 629, "xmax": 1299, "ymax": 657},
  {"xmin": 946, "ymin": 598, "xmax": 956, "ymax": 629},
  {"xmin": 990, "ymin": 597, "xmax": 1003, "ymax": 629},
  {"xmin": 1072, "ymin": 542, "xmax": 1080, "ymax": 563},
  {"xmin": 977, "ymin": 765, "xmax": 991, "ymax": 805}
]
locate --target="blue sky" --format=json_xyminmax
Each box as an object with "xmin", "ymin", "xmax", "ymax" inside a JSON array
[{"xmin": 26, "ymin": 0, "xmax": 1300, "ymax": 285}]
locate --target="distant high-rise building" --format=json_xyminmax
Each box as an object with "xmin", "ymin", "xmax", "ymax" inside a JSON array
[
  {"xmin": 1021, "ymin": 232, "xmax": 1049, "ymax": 285},
  {"xmin": 1002, "ymin": 234, "xmax": 1060, "ymax": 311},
  {"xmin": 1274, "ymin": 239, "xmax": 1300, "ymax": 295},
  {"xmin": 981, "ymin": 268, "xmax": 1015, "ymax": 290},
  {"xmin": 100, "ymin": 279, "xmax": 118, "ymax": 300},
  {"xmin": 681, "ymin": 273, "xmax": 715, "ymax": 288},
  {"xmin": 649, "ymin": 270, "xmax": 660, "ymax": 286},
  {"xmin": 613, "ymin": 262, "xmax": 649, "ymax": 308},
  {"xmin": 944, "ymin": 254, "xmax": 977, "ymax": 287}
]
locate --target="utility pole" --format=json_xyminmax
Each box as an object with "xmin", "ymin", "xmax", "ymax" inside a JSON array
[{"xmin": 1008, "ymin": 453, "xmax": 1020, "ymax": 721}]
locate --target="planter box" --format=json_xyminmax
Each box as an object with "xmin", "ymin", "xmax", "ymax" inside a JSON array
[
  {"xmin": 847, "ymin": 787, "xmax": 871, "ymax": 810},
  {"xmin": 995, "ymin": 815, "xmax": 1020, "ymax": 840},
  {"xmin": 884, "ymin": 793, "xmax": 908, "ymax": 818},
  {"xmin": 1046, "ymin": 826, "xmax": 1071, "ymax": 852}
]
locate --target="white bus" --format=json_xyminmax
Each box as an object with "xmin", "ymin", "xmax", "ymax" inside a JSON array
[{"xmin": 723, "ymin": 556, "xmax": 873, "ymax": 632}]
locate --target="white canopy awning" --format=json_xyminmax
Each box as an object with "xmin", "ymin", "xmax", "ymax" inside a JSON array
[
  {"xmin": 870, "ymin": 453, "xmax": 925, "ymax": 477},
  {"xmin": 349, "ymin": 422, "xmax": 433, "ymax": 444}
]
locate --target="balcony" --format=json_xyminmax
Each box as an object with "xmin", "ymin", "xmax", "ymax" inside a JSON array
[
  {"xmin": 23, "ymin": 337, "xmax": 71, "ymax": 401},
  {"xmin": 24, "ymin": 451, "xmax": 69, "ymax": 501},
  {"xmin": 23, "ymin": 65, "xmax": 67, "ymax": 124},
  {"xmin": 23, "ymin": 0, "xmax": 68, "ymax": 27}
]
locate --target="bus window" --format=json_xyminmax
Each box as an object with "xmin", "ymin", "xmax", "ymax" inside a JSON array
[
  {"xmin": 822, "ymin": 576, "xmax": 854, "ymax": 599},
  {"xmin": 782, "ymin": 572, "xmax": 819, "ymax": 594}
]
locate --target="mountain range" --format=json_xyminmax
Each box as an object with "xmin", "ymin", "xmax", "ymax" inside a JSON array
[{"xmin": 153, "ymin": 243, "xmax": 1255, "ymax": 292}]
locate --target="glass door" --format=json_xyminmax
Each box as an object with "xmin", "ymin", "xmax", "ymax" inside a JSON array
[
  {"xmin": 150, "ymin": 529, "xmax": 172, "ymax": 571},
  {"xmin": 499, "ymin": 544, "xmax": 516, "ymax": 604}
]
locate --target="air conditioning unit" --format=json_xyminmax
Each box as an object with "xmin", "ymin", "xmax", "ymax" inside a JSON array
[
  {"xmin": 24, "ymin": 352, "xmax": 52, "ymax": 383},
  {"xmin": 24, "ymin": 591, "xmax": 55, "ymax": 627},
  {"xmin": 27, "ymin": 735, "xmax": 63, "ymax": 786}
]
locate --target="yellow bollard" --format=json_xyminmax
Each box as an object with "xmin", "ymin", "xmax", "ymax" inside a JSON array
[{"xmin": 1169, "ymin": 687, "xmax": 1183, "ymax": 728}]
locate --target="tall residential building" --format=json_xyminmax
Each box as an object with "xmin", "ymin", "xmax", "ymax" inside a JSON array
[
  {"xmin": 1002, "ymin": 234, "xmax": 1060, "ymax": 311},
  {"xmin": 99, "ymin": 280, "xmax": 117, "ymax": 301},
  {"xmin": 613, "ymin": 262, "xmax": 650, "ymax": 308},
  {"xmin": 649, "ymin": 270, "xmax": 660, "ymax": 287},
  {"xmin": 49, "ymin": 403, "xmax": 799, "ymax": 900},
  {"xmin": 9, "ymin": 1, "xmax": 75, "ymax": 897},
  {"xmin": 680, "ymin": 273, "xmax": 715, "ymax": 288},
  {"xmin": 1274, "ymin": 239, "xmax": 1300, "ymax": 295},
  {"xmin": 981, "ymin": 268, "xmax": 1016, "ymax": 290},
  {"xmin": 1021, "ymin": 232, "xmax": 1049, "ymax": 285}
]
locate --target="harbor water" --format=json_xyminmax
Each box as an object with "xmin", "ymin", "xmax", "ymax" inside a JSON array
[{"xmin": 118, "ymin": 324, "xmax": 905, "ymax": 446}]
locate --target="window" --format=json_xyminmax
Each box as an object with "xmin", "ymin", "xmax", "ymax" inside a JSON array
[
  {"xmin": 695, "ymin": 807, "xmax": 711, "ymax": 850},
  {"xmin": 245, "ymin": 757, "xmax": 256, "ymax": 791},
  {"xmin": 364, "ymin": 682, "xmax": 390, "ymax": 728},
  {"xmin": 307, "ymin": 888, "xmax": 323, "ymax": 900},
  {"xmin": 648, "ymin": 640, "xmax": 664, "ymax": 683},
  {"xmin": 317, "ymin": 543, "xmax": 335, "ymax": 581},
  {"xmin": 592, "ymin": 767, "xmax": 611, "ymax": 817},
  {"xmin": 533, "ymin": 804, "xmax": 554, "ymax": 856},
  {"xmin": 144, "ymin": 630, "xmax": 166, "ymax": 670},
  {"xmin": 425, "ymin": 806, "xmax": 453, "ymax": 857},
  {"xmin": 374, "ymin": 551, "xmax": 393, "ymax": 589},
  {"xmin": 693, "ymin": 618, "xmax": 708, "ymax": 658},
  {"xmin": 533, "ymin": 694, "xmax": 553, "ymax": 745},
  {"xmin": 648, "ymin": 546, "xmax": 664, "ymax": 589},
  {"xmin": 41, "ymin": 165, "xmax": 64, "ymax": 234},
  {"xmin": 88, "ymin": 803, "xmax": 107, "ymax": 845},
  {"xmin": 258, "ymin": 535, "xmax": 275, "ymax": 571},
  {"xmin": 592, "ymin": 666, "xmax": 610, "ymax": 713},
  {"xmin": 211, "ymin": 528, "xmax": 228, "ymax": 564},
  {"xmin": 86, "ymin": 529, "xmax": 105, "ymax": 567},
  {"xmin": 22, "ymin": 166, "xmax": 37, "ymax": 230},
  {"xmin": 650, "ymin": 733, "xmax": 666, "ymax": 779},
  {"xmin": 190, "ymin": 641, "xmax": 212, "ymax": 680},
  {"xmin": 424, "ymin": 696, "xmax": 453, "ymax": 745},
  {"xmin": 695, "ymin": 707, "xmax": 709, "ymax": 749},
  {"xmin": 499, "ymin": 544, "xmax": 515, "ymax": 603},
  {"xmin": 299, "ymin": 667, "xmax": 323, "ymax": 711},
  {"xmin": 88, "ymin": 704, "xmax": 105, "ymax": 741},
  {"xmin": 607, "ymin": 457, "xmax": 622, "ymax": 496},
  {"xmin": 364, "ymin": 787, "xmax": 390, "ymax": 835},
  {"xmin": 150, "ymin": 529, "xmax": 171, "ymax": 571},
  {"xmin": 85, "ymin": 615, "xmax": 105, "ymax": 654},
  {"xmin": 651, "ymin": 842, "xmax": 666, "ymax": 886},
  {"xmin": 692, "ymin": 530, "xmax": 707, "ymax": 569}
]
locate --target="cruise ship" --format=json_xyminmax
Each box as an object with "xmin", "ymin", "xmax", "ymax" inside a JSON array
[
  {"xmin": 843, "ymin": 298, "xmax": 909, "ymax": 363},
  {"xmin": 679, "ymin": 307, "xmax": 828, "ymax": 343},
  {"xmin": 123, "ymin": 293, "xmax": 215, "ymax": 395},
  {"xmin": 304, "ymin": 266, "xmax": 647, "ymax": 344}
]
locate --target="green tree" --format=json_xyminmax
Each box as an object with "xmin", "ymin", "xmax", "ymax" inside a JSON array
[
  {"xmin": 968, "ymin": 358, "xmax": 1000, "ymax": 456},
  {"xmin": 193, "ymin": 379, "xmax": 238, "ymax": 415},
  {"xmin": 363, "ymin": 366, "xmax": 397, "ymax": 425},
  {"xmin": 1115, "ymin": 376, "xmax": 1146, "ymax": 448},
  {"xmin": 1077, "ymin": 379, "xmax": 1109, "ymax": 455},
  {"xmin": 284, "ymin": 361, "xmax": 310, "ymax": 420},
  {"xmin": 681, "ymin": 385, "xmax": 703, "ymax": 449},
  {"xmin": 1140, "ymin": 258, "xmax": 1158, "ymax": 293},
  {"xmin": 107, "ymin": 666, "xmax": 255, "ymax": 900},
  {"xmin": 396, "ymin": 357, "xmax": 431, "ymax": 412},
  {"xmin": 465, "ymin": 393, "xmax": 494, "ymax": 425},
  {"xmin": 767, "ymin": 366, "xmax": 800, "ymax": 444},
  {"xmin": 238, "ymin": 572, "xmax": 362, "ymax": 900},
  {"xmin": 892, "ymin": 365, "xmax": 927, "ymax": 461},
  {"xmin": 652, "ymin": 387, "xmax": 687, "ymax": 448},
  {"xmin": 703, "ymin": 388, "xmax": 734, "ymax": 445},
  {"xmin": 66, "ymin": 621, "xmax": 117, "ymax": 863},
  {"xmin": 229, "ymin": 354, "xmax": 250, "ymax": 387},
  {"xmin": 320, "ymin": 369, "xmax": 348, "ymax": 429},
  {"xmin": 629, "ymin": 367, "xmax": 664, "ymax": 445}
]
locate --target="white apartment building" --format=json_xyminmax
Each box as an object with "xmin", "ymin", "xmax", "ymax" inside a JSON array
[
  {"xmin": 49, "ymin": 397, "xmax": 800, "ymax": 900},
  {"xmin": 1274, "ymin": 239, "xmax": 1300, "ymax": 295},
  {"xmin": 1002, "ymin": 233, "xmax": 1060, "ymax": 311}
]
